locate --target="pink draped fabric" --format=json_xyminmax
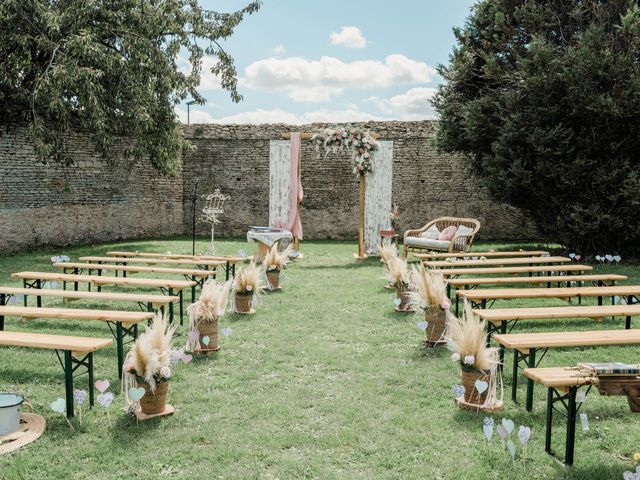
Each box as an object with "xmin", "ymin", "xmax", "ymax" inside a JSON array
[{"xmin": 287, "ymin": 132, "xmax": 304, "ymax": 240}]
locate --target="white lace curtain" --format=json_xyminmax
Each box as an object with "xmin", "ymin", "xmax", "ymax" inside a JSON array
[{"xmin": 269, "ymin": 139, "xmax": 394, "ymax": 254}]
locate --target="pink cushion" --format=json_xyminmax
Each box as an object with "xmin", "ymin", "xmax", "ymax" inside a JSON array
[{"xmin": 438, "ymin": 225, "xmax": 457, "ymax": 241}]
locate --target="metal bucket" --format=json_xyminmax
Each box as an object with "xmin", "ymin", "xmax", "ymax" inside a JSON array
[{"xmin": 0, "ymin": 393, "xmax": 24, "ymax": 435}]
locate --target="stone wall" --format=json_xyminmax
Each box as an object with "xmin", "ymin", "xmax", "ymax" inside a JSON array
[
  {"xmin": 0, "ymin": 125, "xmax": 184, "ymax": 253},
  {"xmin": 182, "ymin": 121, "xmax": 538, "ymax": 241},
  {"xmin": 0, "ymin": 121, "xmax": 537, "ymax": 253}
]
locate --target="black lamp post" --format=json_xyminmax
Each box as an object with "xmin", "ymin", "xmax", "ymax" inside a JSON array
[{"xmin": 186, "ymin": 100, "xmax": 197, "ymax": 124}]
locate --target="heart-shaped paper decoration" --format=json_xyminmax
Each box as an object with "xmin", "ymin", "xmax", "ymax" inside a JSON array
[
  {"xmin": 483, "ymin": 424, "xmax": 493, "ymax": 442},
  {"xmin": 453, "ymin": 384, "xmax": 465, "ymax": 398},
  {"xmin": 222, "ymin": 327, "xmax": 232, "ymax": 337},
  {"xmin": 518, "ymin": 425, "xmax": 531, "ymax": 445},
  {"xmin": 97, "ymin": 392, "xmax": 114, "ymax": 408},
  {"xmin": 472, "ymin": 256, "xmax": 478, "ymax": 260},
  {"xmin": 575, "ymin": 255, "xmax": 581, "ymax": 261},
  {"xmin": 614, "ymin": 255, "xmax": 621, "ymax": 262},
  {"xmin": 128, "ymin": 387, "xmax": 145, "ymax": 402},
  {"xmin": 393, "ymin": 298, "xmax": 402, "ymax": 307},
  {"xmin": 569, "ymin": 253, "xmax": 576, "ymax": 259},
  {"xmin": 496, "ymin": 424, "xmax": 507, "ymax": 440},
  {"xmin": 73, "ymin": 389, "xmax": 87, "ymax": 406},
  {"xmin": 202, "ymin": 336, "xmax": 210, "ymax": 346},
  {"xmin": 507, "ymin": 439, "xmax": 516, "ymax": 459},
  {"xmin": 188, "ymin": 330, "xmax": 199, "ymax": 341},
  {"xmin": 416, "ymin": 321, "xmax": 428, "ymax": 331},
  {"xmin": 605, "ymin": 254, "xmax": 614, "ymax": 262},
  {"xmin": 50, "ymin": 398, "xmax": 66, "ymax": 414},
  {"xmin": 502, "ymin": 418, "xmax": 515, "ymax": 434},
  {"xmin": 95, "ymin": 379, "xmax": 110, "ymax": 393},
  {"xmin": 238, "ymin": 250, "xmax": 247, "ymax": 258},
  {"xmin": 475, "ymin": 380, "xmax": 489, "ymax": 394},
  {"xmin": 180, "ymin": 353, "xmax": 193, "ymax": 364}
]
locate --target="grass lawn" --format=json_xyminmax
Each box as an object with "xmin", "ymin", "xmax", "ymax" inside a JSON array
[{"xmin": 1, "ymin": 238, "xmax": 639, "ymax": 479}]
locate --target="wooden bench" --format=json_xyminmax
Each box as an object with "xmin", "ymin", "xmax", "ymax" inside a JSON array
[
  {"xmin": 0, "ymin": 287, "xmax": 178, "ymax": 324},
  {"xmin": 53, "ymin": 262, "xmax": 215, "ymax": 303},
  {"xmin": 476, "ymin": 304, "xmax": 640, "ymax": 345},
  {"xmin": 522, "ymin": 366, "xmax": 640, "ymax": 466},
  {"xmin": 495, "ymin": 329, "xmax": 640, "ymax": 411},
  {"xmin": 447, "ymin": 274, "xmax": 627, "ymax": 314},
  {"xmin": 12, "ymin": 272, "xmax": 193, "ymax": 324},
  {"xmin": 424, "ymin": 256, "xmax": 570, "ymax": 269},
  {"xmin": 435, "ymin": 264, "xmax": 592, "ymax": 279},
  {"xmin": 0, "ymin": 305, "xmax": 153, "ymax": 378},
  {"xmin": 0, "ymin": 331, "xmax": 112, "ymax": 418},
  {"xmin": 106, "ymin": 250, "xmax": 250, "ymax": 279},
  {"xmin": 415, "ymin": 250, "xmax": 549, "ymax": 260},
  {"xmin": 79, "ymin": 255, "xmax": 228, "ymax": 278}
]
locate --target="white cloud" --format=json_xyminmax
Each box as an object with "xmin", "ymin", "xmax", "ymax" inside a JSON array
[
  {"xmin": 270, "ymin": 44, "xmax": 286, "ymax": 54},
  {"xmin": 174, "ymin": 107, "xmax": 216, "ymax": 124},
  {"xmin": 366, "ymin": 87, "xmax": 438, "ymax": 120},
  {"xmin": 176, "ymin": 107, "xmax": 385, "ymax": 125},
  {"xmin": 177, "ymin": 55, "xmax": 222, "ymax": 91},
  {"xmin": 330, "ymin": 26, "xmax": 367, "ymax": 49},
  {"xmin": 242, "ymin": 54, "xmax": 437, "ymax": 102}
]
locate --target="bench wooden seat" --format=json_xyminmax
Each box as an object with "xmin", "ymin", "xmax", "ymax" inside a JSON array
[
  {"xmin": 0, "ymin": 331, "xmax": 112, "ymax": 417},
  {"xmin": 106, "ymin": 250, "xmax": 250, "ymax": 279},
  {"xmin": 434, "ymin": 264, "xmax": 592, "ymax": 278},
  {"xmin": 0, "ymin": 305, "xmax": 153, "ymax": 378},
  {"xmin": 54, "ymin": 262, "xmax": 215, "ymax": 303},
  {"xmin": 415, "ymin": 250, "xmax": 549, "ymax": 260},
  {"xmin": 447, "ymin": 274, "xmax": 627, "ymax": 314},
  {"xmin": 12, "ymin": 271, "xmax": 193, "ymax": 324},
  {"xmin": 459, "ymin": 285, "xmax": 640, "ymax": 304},
  {"xmin": 424, "ymin": 256, "xmax": 570, "ymax": 269},
  {"xmin": 78, "ymin": 255, "xmax": 230, "ymax": 278},
  {"xmin": 0, "ymin": 287, "xmax": 178, "ymax": 322},
  {"xmin": 495, "ymin": 329, "xmax": 640, "ymax": 411}
]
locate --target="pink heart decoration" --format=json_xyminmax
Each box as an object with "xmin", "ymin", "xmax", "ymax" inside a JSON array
[
  {"xmin": 188, "ymin": 330, "xmax": 199, "ymax": 341},
  {"xmin": 180, "ymin": 353, "xmax": 193, "ymax": 364},
  {"xmin": 575, "ymin": 255, "xmax": 581, "ymax": 261},
  {"xmin": 95, "ymin": 379, "xmax": 110, "ymax": 393}
]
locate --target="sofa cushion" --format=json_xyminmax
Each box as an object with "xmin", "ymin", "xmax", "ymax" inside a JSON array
[
  {"xmin": 420, "ymin": 225, "xmax": 440, "ymax": 240},
  {"xmin": 455, "ymin": 225, "xmax": 475, "ymax": 237},
  {"xmin": 405, "ymin": 237, "xmax": 451, "ymax": 250},
  {"xmin": 438, "ymin": 225, "xmax": 457, "ymax": 241}
]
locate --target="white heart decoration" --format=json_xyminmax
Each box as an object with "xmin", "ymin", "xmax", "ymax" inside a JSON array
[
  {"xmin": 605, "ymin": 254, "xmax": 614, "ymax": 262},
  {"xmin": 614, "ymin": 255, "xmax": 621, "ymax": 262},
  {"xmin": 569, "ymin": 253, "xmax": 576, "ymax": 259},
  {"xmin": 502, "ymin": 418, "xmax": 515, "ymax": 434},
  {"xmin": 475, "ymin": 380, "xmax": 489, "ymax": 394}
]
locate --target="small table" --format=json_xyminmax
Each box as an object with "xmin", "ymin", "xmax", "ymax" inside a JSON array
[
  {"xmin": 247, "ymin": 228, "xmax": 293, "ymax": 262},
  {"xmin": 380, "ymin": 229, "xmax": 399, "ymax": 246}
]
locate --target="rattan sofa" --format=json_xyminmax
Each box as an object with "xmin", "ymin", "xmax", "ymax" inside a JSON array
[{"xmin": 402, "ymin": 217, "xmax": 480, "ymax": 257}]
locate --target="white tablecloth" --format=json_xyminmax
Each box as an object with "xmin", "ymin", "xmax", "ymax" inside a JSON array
[{"xmin": 246, "ymin": 229, "xmax": 293, "ymax": 248}]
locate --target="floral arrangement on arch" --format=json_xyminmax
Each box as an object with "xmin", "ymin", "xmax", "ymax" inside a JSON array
[{"xmin": 311, "ymin": 126, "xmax": 379, "ymax": 174}]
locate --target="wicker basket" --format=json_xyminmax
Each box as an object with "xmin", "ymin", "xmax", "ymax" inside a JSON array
[
  {"xmin": 266, "ymin": 270, "xmax": 280, "ymax": 290},
  {"xmin": 136, "ymin": 377, "xmax": 169, "ymax": 415},
  {"xmin": 424, "ymin": 307, "xmax": 447, "ymax": 344},
  {"xmin": 235, "ymin": 291, "xmax": 254, "ymax": 313},
  {"xmin": 461, "ymin": 367, "xmax": 490, "ymax": 406},
  {"xmin": 197, "ymin": 318, "xmax": 220, "ymax": 352},
  {"xmin": 396, "ymin": 284, "xmax": 412, "ymax": 311}
]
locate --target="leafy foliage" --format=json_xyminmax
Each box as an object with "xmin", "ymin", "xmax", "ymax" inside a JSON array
[
  {"xmin": 0, "ymin": 0, "xmax": 261, "ymax": 174},
  {"xmin": 434, "ymin": 0, "xmax": 640, "ymax": 254}
]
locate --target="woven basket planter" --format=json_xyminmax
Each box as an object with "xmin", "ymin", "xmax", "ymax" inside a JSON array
[
  {"xmin": 266, "ymin": 270, "xmax": 280, "ymax": 290},
  {"xmin": 395, "ymin": 284, "xmax": 413, "ymax": 312},
  {"xmin": 424, "ymin": 307, "xmax": 447, "ymax": 345},
  {"xmin": 136, "ymin": 377, "xmax": 169, "ymax": 415},
  {"xmin": 461, "ymin": 366, "xmax": 490, "ymax": 406},
  {"xmin": 235, "ymin": 291, "xmax": 254, "ymax": 313},
  {"xmin": 197, "ymin": 318, "xmax": 220, "ymax": 352}
]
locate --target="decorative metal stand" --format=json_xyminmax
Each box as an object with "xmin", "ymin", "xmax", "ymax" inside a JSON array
[{"xmin": 201, "ymin": 189, "xmax": 230, "ymax": 256}]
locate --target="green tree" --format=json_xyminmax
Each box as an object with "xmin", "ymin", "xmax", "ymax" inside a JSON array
[
  {"xmin": 0, "ymin": 0, "xmax": 261, "ymax": 175},
  {"xmin": 434, "ymin": 0, "xmax": 640, "ymax": 255}
]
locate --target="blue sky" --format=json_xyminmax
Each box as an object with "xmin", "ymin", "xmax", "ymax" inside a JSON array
[{"xmin": 176, "ymin": 0, "xmax": 477, "ymax": 124}]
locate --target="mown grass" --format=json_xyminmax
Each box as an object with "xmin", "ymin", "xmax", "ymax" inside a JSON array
[{"xmin": 0, "ymin": 238, "xmax": 639, "ymax": 479}]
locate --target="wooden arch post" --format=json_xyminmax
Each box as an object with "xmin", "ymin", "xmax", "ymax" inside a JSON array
[{"xmin": 281, "ymin": 131, "xmax": 379, "ymax": 259}]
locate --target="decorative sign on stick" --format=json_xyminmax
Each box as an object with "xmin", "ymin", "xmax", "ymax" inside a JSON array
[{"xmin": 201, "ymin": 189, "xmax": 230, "ymax": 256}]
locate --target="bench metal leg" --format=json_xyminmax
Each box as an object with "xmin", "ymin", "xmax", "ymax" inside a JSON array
[
  {"xmin": 106, "ymin": 321, "xmax": 138, "ymax": 380},
  {"xmin": 88, "ymin": 352, "xmax": 94, "ymax": 407},
  {"xmin": 168, "ymin": 287, "xmax": 174, "ymax": 324},
  {"xmin": 179, "ymin": 289, "xmax": 184, "ymax": 326},
  {"xmin": 545, "ymin": 387, "xmax": 554, "ymax": 454},
  {"xmin": 0, "ymin": 293, "xmax": 4, "ymax": 330},
  {"xmin": 544, "ymin": 385, "xmax": 584, "ymax": 466},
  {"xmin": 64, "ymin": 350, "xmax": 74, "ymax": 417},
  {"xmin": 565, "ymin": 387, "xmax": 578, "ymax": 466},
  {"xmin": 226, "ymin": 262, "xmax": 231, "ymax": 281},
  {"xmin": 512, "ymin": 350, "xmax": 519, "ymax": 402},
  {"xmin": 525, "ymin": 348, "xmax": 537, "ymax": 411}
]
